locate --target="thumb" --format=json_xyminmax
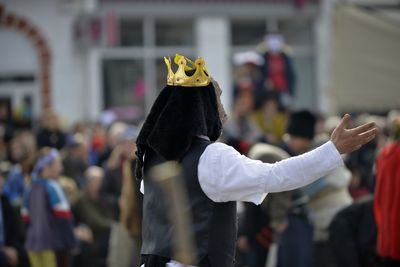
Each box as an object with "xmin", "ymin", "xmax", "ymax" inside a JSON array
[{"xmin": 337, "ymin": 114, "xmax": 351, "ymax": 131}]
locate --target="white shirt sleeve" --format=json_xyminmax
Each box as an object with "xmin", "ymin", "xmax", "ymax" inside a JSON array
[{"xmin": 197, "ymin": 141, "xmax": 344, "ymax": 205}]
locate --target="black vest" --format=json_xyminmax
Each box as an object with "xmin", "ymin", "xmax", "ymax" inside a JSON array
[{"xmin": 141, "ymin": 138, "xmax": 237, "ymax": 267}]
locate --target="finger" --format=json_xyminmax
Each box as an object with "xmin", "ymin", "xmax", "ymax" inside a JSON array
[
  {"xmin": 364, "ymin": 131, "xmax": 377, "ymax": 143},
  {"xmin": 356, "ymin": 128, "xmax": 377, "ymax": 145},
  {"xmin": 358, "ymin": 127, "xmax": 377, "ymax": 139},
  {"xmin": 337, "ymin": 114, "xmax": 351, "ymax": 131},
  {"xmin": 350, "ymin": 121, "xmax": 376, "ymax": 136}
]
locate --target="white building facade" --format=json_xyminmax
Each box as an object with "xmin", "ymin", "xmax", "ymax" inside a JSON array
[{"xmin": 0, "ymin": 0, "xmax": 323, "ymax": 125}]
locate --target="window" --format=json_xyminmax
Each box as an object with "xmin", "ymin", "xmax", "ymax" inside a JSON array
[
  {"xmin": 119, "ymin": 18, "xmax": 144, "ymax": 46},
  {"xmin": 231, "ymin": 20, "xmax": 266, "ymax": 46},
  {"xmin": 279, "ymin": 18, "xmax": 313, "ymax": 46},
  {"xmin": 155, "ymin": 20, "xmax": 194, "ymax": 46},
  {"xmin": 103, "ymin": 59, "xmax": 145, "ymax": 110}
]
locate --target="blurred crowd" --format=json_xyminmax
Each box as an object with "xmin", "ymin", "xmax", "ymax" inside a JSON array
[
  {"xmin": 0, "ymin": 40, "xmax": 399, "ymax": 267},
  {"xmin": 221, "ymin": 45, "xmax": 400, "ymax": 267},
  {"xmin": 0, "ymin": 111, "xmax": 143, "ymax": 267}
]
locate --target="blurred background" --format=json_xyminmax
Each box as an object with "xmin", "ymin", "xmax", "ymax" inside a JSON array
[{"xmin": 0, "ymin": 0, "xmax": 399, "ymax": 267}]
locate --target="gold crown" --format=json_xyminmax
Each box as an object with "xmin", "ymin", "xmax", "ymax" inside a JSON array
[{"xmin": 164, "ymin": 54, "xmax": 211, "ymax": 87}]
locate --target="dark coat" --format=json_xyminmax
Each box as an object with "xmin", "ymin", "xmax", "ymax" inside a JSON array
[
  {"xmin": 259, "ymin": 52, "xmax": 296, "ymax": 96},
  {"xmin": 329, "ymin": 196, "xmax": 377, "ymax": 267},
  {"xmin": 0, "ymin": 195, "xmax": 30, "ymax": 267}
]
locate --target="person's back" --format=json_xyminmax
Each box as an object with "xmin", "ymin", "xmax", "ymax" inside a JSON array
[
  {"xmin": 141, "ymin": 138, "xmax": 237, "ymax": 267},
  {"xmin": 329, "ymin": 196, "xmax": 377, "ymax": 267}
]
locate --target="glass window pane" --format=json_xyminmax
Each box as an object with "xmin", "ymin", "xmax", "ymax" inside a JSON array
[
  {"xmin": 119, "ymin": 18, "xmax": 143, "ymax": 46},
  {"xmin": 155, "ymin": 20, "xmax": 194, "ymax": 46},
  {"xmin": 103, "ymin": 59, "xmax": 145, "ymax": 121},
  {"xmin": 231, "ymin": 20, "xmax": 266, "ymax": 46},
  {"xmin": 279, "ymin": 18, "xmax": 313, "ymax": 46}
]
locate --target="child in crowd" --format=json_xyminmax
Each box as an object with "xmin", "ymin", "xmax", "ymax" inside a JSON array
[{"xmin": 22, "ymin": 147, "xmax": 76, "ymax": 267}]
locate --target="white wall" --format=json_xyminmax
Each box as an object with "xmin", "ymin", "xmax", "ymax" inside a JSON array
[
  {"xmin": 314, "ymin": 0, "xmax": 337, "ymax": 114},
  {"xmin": 0, "ymin": 28, "xmax": 38, "ymax": 73},
  {"xmin": 0, "ymin": 0, "xmax": 86, "ymax": 124},
  {"xmin": 196, "ymin": 17, "xmax": 232, "ymax": 110}
]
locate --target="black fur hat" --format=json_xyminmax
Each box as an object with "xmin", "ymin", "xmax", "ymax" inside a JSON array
[
  {"xmin": 135, "ymin": 83, "xmax": 222, "ymax": 180},
  {"xmin": 287, "ymin": 110, "xmax": 316, "ymax": 140}
]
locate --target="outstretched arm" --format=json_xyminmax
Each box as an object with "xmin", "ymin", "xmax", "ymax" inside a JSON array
[{"xmin": 198, "ymin": 114, "xmax": 377, "ymax": 204}]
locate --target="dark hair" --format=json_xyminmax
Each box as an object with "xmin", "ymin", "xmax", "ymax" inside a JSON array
[{"xmin": 135, "ymin": 83, "xmax": 222, "ymax": 180}]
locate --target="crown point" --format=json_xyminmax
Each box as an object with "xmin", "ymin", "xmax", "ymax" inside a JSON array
[{"xmin": 165, "ymin": 54, "xmax": 211, "ymax": 87}]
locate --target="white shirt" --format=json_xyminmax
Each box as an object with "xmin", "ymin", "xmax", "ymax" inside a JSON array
[
  {"xmin": 140, "ymin": 140, "xmax": 343, "ymax": 267},
  {"xmin": 198, "ymin": 140, "xmax": 342, "ymax": 204},
  {"xmin": 141, "ymin": 140, "xmax": 343, "ymax": 204}
]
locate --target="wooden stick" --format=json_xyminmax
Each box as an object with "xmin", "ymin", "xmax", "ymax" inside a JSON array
[{"xmin": 150, "ymin": 161, "xmax": 197, "ymax": 265}]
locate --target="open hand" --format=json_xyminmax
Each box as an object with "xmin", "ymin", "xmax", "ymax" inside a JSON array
[{"xmin": 331, "ymin": 114, "xmax": 377, "ymax": 154}]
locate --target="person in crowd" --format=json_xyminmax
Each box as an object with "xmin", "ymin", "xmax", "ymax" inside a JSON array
[
  {"xmin": 36, "ymin": 111, "xmax": 66, "ymax": 150},
  {"xmin": 346, "ymin": 115, "xmax": 378, "ymax": 198},
  {"xmin": 329, "ymin": 195, "xmax": 377, "ymax": 267},
  {"xmin": 108, "ymin": 126, "xmax": 143, "ymax": 267},
  {"xmin": 3, "ymin": 135, "xmax": 29, "ymax": 208},
  {"xmin": 252, "ymin": 91, "xmax": 287, "ymax": 145},
  {"xmin": 258, "ymin": 34, "xmax": 296, "ymax": 108},
  {"xmin": 0, "ymin": 164, "xmax": 30, "ymax": 267},
  {"xmin": 0, "ymin": 124, "xmax": 10, "ymax": 162},
  {"xmin": 232, "ymin": 51, "xmax": 264, "ymax": 104},
  {"xmin": 62, "ymin": 133, "xmax": 89, "ymax": 187},
  {"xmin": 135, "ymin": 54, "xmax": 376, "ymax": 267},
  {"xmin": 66, "ymin": 122, "xmax": 89, "ymax": 144},
  {"xmin": 90, "ymin": 123, "xmax": 108, "ymax": 166},
  {"xmin": 73, "ymin": 166, "xmax": 115, "ymax": 267},
  {"xmin": 270, "ymin": 110, "xmax": 316, "ymax": 267},
  {"xmin": 237, "ymin": 143, "xmax": 291, "ymax": 267},
  {"xmin": 304, "ymin": 138, "xmax": 353, "ymax": 267},
  {"xmin": 223, "ymin": 90, "xmax": 262, "ymax": 154},
  {"xmin": 102, "ymin": 124, "xmax": 136, "ymax": 206},
  {"xmin": 374, "ymin": 114, "xmax": 400, "ymax": 266},
  {"xmin": 22, "ymin": 148, "xmax": 76, "ymax": 267},
  {"xmin": 3, "ymin": 131, "xmax": 36, "ymax": 208},
  {"xmin": 97, "ymin": 122, "xmax": 128, "ymax": 167}
]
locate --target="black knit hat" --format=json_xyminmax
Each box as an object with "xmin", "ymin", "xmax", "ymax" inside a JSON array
[{"xmin": 287, "ymin": 110, "xmax": 316, "ymax": 140}]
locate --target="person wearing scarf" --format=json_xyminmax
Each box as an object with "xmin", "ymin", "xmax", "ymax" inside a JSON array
[{"xmin": 22, "ymin": 147, "xmax": 76, "ymax": 267}]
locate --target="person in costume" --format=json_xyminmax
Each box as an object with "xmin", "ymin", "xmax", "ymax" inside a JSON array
[
  {"xmin": 135, "ymin": 54, "xmax": 377, "ymax": 267},
  {"xmin": 22, "ymin": 147, "xmax": 76, "ymax": 267},
  {"xmin": 374, "ymin": 115, "xmax": 400, "ymax": 265}
]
